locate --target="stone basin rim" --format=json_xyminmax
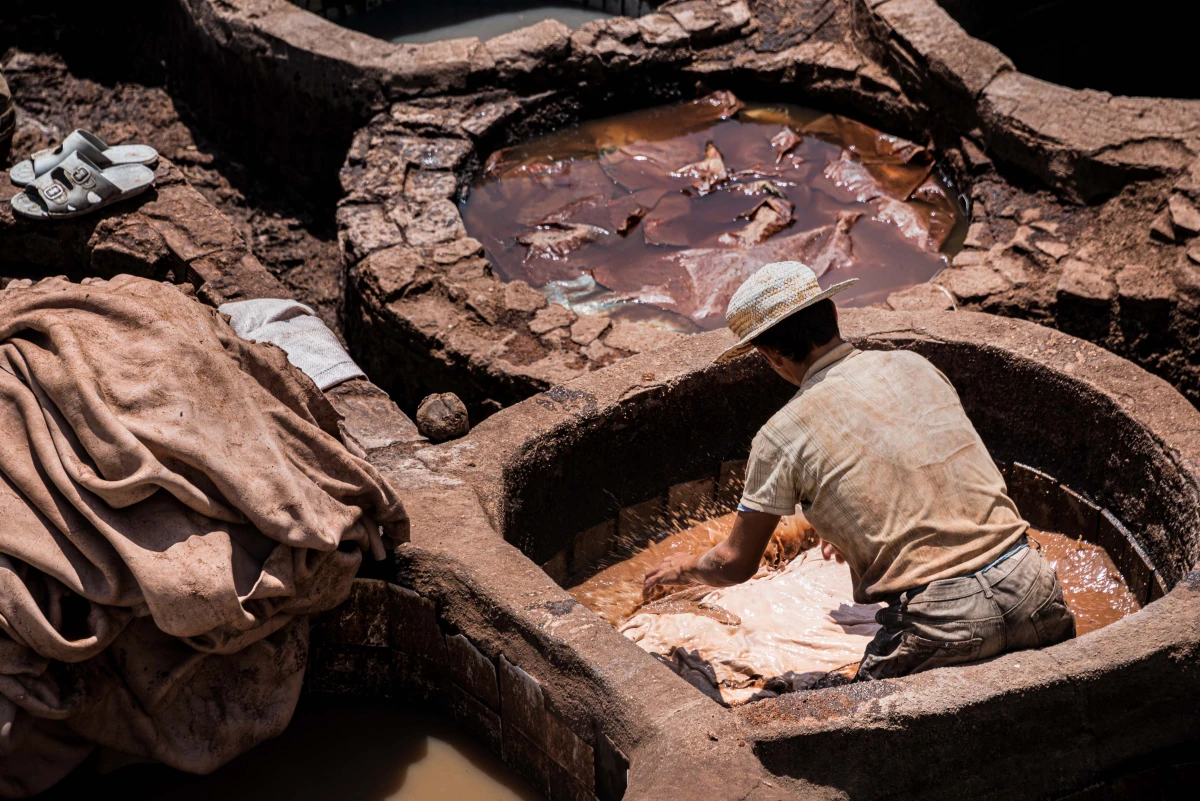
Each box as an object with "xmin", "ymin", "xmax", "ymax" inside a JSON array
[{"xmin": 403, "ymin": 307, "xmax": 1200, "ymax": 799}]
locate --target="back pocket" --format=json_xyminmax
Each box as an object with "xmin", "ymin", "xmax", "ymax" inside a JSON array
[
  {"xmin": 893, "ymin": 632, "xmax": 984, "ymax": 676},
  {"xmin": 1031, "ymin": 587, "xmax": 1077, "ymax": 646}
]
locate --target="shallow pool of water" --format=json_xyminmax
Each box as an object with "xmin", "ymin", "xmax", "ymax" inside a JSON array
[
  {"xmin": 36, "ymin": 697, "xmax": 542, "ymax": 801},
  {"xmin": 463, "ymin": 92, "xmax": 967, "ymax": 331}
]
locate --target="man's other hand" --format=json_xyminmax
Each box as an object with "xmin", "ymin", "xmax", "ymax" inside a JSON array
[
  {"xmin": 642, "ymin": 553, "xmax": 700, "ymax": 600},
  {"xmin": 820, "ymin": 539, "xmax": 845, "ymax": 563}
]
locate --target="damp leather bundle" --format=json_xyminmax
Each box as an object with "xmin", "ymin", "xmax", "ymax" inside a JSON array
[
  {"xmin": 620, "ymin": 552, "xmax": 882, "ymax": 705},
  {"xmin": 0, "ymin": 276, "xmax": 407, "ymax": 797}
]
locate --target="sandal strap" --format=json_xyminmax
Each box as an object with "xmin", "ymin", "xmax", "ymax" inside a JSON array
[
  {"xmin": 24, "ymin": 130, "xmax": 112, "ymax": 179},
  {"xmin": 60, "ymin": 130, "xmax": 113, "ymax": 167},
  {"xmin": 26, "ymin": 153, "xmax": 120, "ymax": 214}
]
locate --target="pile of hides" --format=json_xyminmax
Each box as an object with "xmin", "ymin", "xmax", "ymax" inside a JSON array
[
  {"xmin": 621, "ymin": 551, "xmax": 883, "ymax": 705},
  {"xmin": 0, "ymin": 276, "xmax": 407, "ymax": 796}
]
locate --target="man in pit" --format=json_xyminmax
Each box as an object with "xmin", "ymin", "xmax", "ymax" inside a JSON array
[{"xmin": 643, "ymin": 260, "xmax": 1076, "ymax": 679}]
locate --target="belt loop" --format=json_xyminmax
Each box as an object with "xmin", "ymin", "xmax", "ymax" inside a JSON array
[{"xmin": 974, "ymin": 570, "xmax": 995, "ymax": 599}]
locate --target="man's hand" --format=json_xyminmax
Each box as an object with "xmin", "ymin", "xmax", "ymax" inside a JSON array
[
  {"xmin": 820, "ymin": 539, "xmax": 845, "ymax": 563},
  {"xmin": 643, "ymin": 511, "xmax": 780, "ymax": 601},
  {"xmin": 642, "ymin": 553, "xmax": 701, "ymax": 600}
]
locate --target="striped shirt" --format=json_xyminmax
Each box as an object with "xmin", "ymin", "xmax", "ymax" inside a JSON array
[{"xmin": 739, "ymin": 342, "xmax": 1028, "ymax": 603}]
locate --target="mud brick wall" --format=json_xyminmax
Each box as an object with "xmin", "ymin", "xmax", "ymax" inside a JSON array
[{"xmin": 307, "ymin": 578, "xmax": 631, "ymax": 801}]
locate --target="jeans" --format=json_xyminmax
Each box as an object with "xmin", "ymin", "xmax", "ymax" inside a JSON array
[{"xmin": 857, "ymin": 542, "xmax": 1076, "ymax": 680}]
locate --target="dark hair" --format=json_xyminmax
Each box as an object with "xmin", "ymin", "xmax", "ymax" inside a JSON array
[{"xmin": 751, "ymin": 298, "xmax": 839, "ymax": 363}]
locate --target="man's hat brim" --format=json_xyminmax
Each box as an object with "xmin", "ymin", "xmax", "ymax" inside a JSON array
[{"xmin": 714, "ymin": 277, "xmax": 858, "ymax": 364}]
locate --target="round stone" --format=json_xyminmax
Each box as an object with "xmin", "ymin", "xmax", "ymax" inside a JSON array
[{"xmin": 416, "ymin": 392, "xmax": 470, "ymax": 442}]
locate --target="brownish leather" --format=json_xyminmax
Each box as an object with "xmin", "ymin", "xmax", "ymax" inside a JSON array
[{"xmin": 0, "ymin": 276, "xmax": 407, "ymax": 796}]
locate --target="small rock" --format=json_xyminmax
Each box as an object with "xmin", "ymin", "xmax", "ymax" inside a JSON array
[
  {"xmin": 406, "ymin": 199, "xmax": 467, "ymax": 247},
  {"xmin": 466, "ymin": 294, "xmax": 497, "ymax": 325},
  {"xmin": 485, "ymin": 19, "xmax": 571, "ymax": 74},
  {"xmin": 638, "ymin": 13, "xmax": 689, "ymax": 45},
  {"xmin": 1031, "ymin": 220, "xmax": 1060, "ymax": 235},
  {"xmin": 1018, "ymin": 208, "xmax": 1042, "ymax": 224},
  {"xmin": 960, "ymin": 138, "xmax": 992, "ymax": 172},
  {"xmin": 1057, "ymin": 259, "xmax": 1115, "ymax": 304},
  {"xmin": 962, "ymin": 222, "xmax": 991, "ymax": 249},
  {"xmin": 715, "ymin": 0, "xmax": 752, "ymax": 32},
  {"xmin": 361, "ymin": 246, "xmax": 421, "ymax": 299},
  {"xmin": 1173, "ymin": 157, "xmax": 1200, "ymax": 203},
  {"xmin": 1150, "ymin": 209, "xmax": 1176, "ymax": 242},
  {"xmin": 529, "ymin": 303, "xmax": 576, "ymax": 335},
  {"xmin": 570, "ymin": 314, "xmax": 612, "ymax": 345},
  {"xmin": 404, "ymin": 170, "xmax": 458, "ymax": 203},
  {"xmin": 504, "ymin": 280, "xmax": 548, "ymax": 313},
  {"xmin": 951, "ymin": 250, "xmax": 988, "ymax": 267},
  {"xmin": 606, "ymin": 17, "xmax": 641, "ymax": 41},
  {"xmin": 416, "ymin": 393, "xmax": 470, "ymax": 442},
  {"xmin": 1035, "ymin": 240, "xmax": 1071, "ymax": 260},
  {"xmin": 669, "ymin": 1, "xmax": 721, "ymax": 34},
  {"xmin": 1188, "ymin": 244, "xmax": 1200, "ymax": 265},
  {"xmin": 337, "ymin": 204, "xmax": 403, "ymax": 260},
  {"xmin": 540, "ymin": 328, "xmax": 569, "ymax": 349},
  {"xmin": 993, "ymin": 252, "xmax": 1035, "ymax": 286},
  {"xmin": 886, "ymin": 283, "xmax": 955, "ymax": 312},
  {"xmin": 939, "ymin": 264, "xmax": 1011, "ymax": 301},
  {"xmin": 1115, "ymin": 263, "xmax": 1173, "ymax": 305},
  {"xmin": 433, "ymin": 237, "xmax": 484, "ymax": 264},
  {"xmin": 1008, "ymin": 225, "xmax": 1038, "ymax": 253},
  {"xmin": 1169, "ymin": 194, "xmax": 1200, "ymax": 236},
  {"xmin": 583, "ymin": 339, "xmax": 617, "ymax": 362}
]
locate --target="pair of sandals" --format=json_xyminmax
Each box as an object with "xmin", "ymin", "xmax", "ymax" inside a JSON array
[{"xmin": 9, "ymin": 129, "xmax": 159, "ymax": 220}]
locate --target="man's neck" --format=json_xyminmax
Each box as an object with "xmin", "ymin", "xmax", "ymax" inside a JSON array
[{"xmin": 787, "ymin": 336, "xmax": 845, "ymax": 386}]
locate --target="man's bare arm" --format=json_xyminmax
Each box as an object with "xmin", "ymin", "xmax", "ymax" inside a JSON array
[{"xmin": 643, "ymin": 510, "xmax": 780, "ymax": 599}]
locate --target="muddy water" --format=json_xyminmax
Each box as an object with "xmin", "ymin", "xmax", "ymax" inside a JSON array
[
  {"xmin": 37, "ymin": 698, "xmax": 541, "ymax": 801},
  {"xmin": 463, "ymin": 92, "xmax": 967, "ymax": 331},
  {"xmin": 569, "ymin": 512, "xmax": 816, "ymax": 627},
  {"xmin": 571, "ymin": 518, "xmax": 1141, "ymax": 640},
  {"xmin": 1028, "ymin": 529, "xmax": 1141, "ymax": 636}
]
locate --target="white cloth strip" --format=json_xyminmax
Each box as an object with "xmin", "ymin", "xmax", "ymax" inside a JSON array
[{"xmin": 219, "ymin": 298, "xmax": 365, "ymax": 390}]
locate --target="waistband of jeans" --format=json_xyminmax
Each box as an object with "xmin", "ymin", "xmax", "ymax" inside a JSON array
[{"xmin": 887, "ymin": 535, "xmax": 1031, "ymax": 606}]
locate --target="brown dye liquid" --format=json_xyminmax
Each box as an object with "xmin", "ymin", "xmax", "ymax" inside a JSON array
[
  {"xmin": 1028, "ymin": 529, "xmax": 1141, "ymax": 636},
  {"xmin": 36, "ymin": 697, "xmax": 542, "ymax": 801},
  {"xmin": 571, "ymin": 518, "xmax": 1141, "ymax": 638},
  {"xmin": 463, "ymin": 92, "xmax": 967, "ymax": 331},
  {"xmin": 569, "ymin": 512, "xmax": 815, "ymax": 627}
]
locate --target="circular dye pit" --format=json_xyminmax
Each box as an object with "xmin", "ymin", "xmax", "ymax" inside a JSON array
[{"xmin": 463, "ymin": 91, "xmax": 966, "ymax": 332}]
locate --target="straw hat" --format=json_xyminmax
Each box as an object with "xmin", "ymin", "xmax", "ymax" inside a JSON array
[{"xmin": 715, "ymin": 261, "xmax": 857, "ymax": 363}]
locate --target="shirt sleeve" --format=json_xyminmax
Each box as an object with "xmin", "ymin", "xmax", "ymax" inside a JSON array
[{"xmin": 738, "ymin": 428, "xmax": 798, "ymax": 516}]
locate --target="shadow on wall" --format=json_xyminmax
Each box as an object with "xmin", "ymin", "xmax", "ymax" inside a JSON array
[{"xmin": 937, "ymin": 0, "xmax": 1197, "ymax": 99}]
